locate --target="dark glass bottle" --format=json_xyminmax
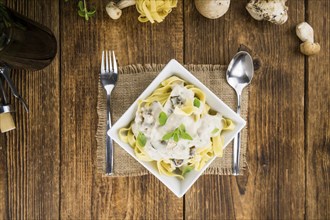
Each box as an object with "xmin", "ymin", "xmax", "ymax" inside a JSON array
[{"xmin": 0, "ymin": 4, "xmax": 57, "ymax": 70}]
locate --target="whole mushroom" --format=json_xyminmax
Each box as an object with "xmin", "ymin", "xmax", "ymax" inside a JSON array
[
  {"xmin": 246, "ymin": 0, "xmax": 288, "ymax": 25},
  {"xmin": 195, "ymin": 0, "xmax": 230, "ymax": 19},
  {"xmin": 106, "ymin": 0, "xmax": 136, "ymax": 20},
  {"xmin": 296, "ymin": 22, "xmax": 321, "ymax": 56}
]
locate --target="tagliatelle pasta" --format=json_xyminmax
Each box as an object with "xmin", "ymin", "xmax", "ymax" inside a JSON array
[
  {"xmin": 119, "ymin": 76, "xmax": 234, "ymax": 179},
  {"xmin": 135, "ymin": 0, "xmax": 178, "ymax": 23}
]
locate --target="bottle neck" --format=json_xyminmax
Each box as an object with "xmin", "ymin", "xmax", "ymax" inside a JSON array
[
  {"xmin": 0, "ymin": 4, "xmax": 14, "ymax": 52},
  {"xmin": 0, "ymin": 23, "xmax": 11, "ymax": 51}
]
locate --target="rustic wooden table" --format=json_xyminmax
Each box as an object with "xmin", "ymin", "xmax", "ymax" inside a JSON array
[{"xmin": 0, "ymin": 0, "xmax": 329, "ymax": 219}]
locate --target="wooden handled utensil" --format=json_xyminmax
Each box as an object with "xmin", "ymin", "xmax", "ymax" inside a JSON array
[{"xmin": 0, "ymin": 76, "xmax": 16, "ymax": 133}]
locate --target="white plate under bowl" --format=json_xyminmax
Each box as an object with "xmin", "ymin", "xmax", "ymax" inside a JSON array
[{"xmin": 108, "ymin": 59, "xmax": 246, "ymax": 198}]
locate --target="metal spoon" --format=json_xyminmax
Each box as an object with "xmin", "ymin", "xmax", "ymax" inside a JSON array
[{"xmin": 226, "ymin": 51, "xmax": 254, "ymax": 175}]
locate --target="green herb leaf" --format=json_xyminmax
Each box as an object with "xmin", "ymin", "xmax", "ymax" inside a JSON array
[
  {"xmin": 137, "ymin": 132, "xmax": 147, "ymax": 147},
  {"xmin": 179, "ymin": 124, "xmax": 185, "ymax": 132},
  {"xmin": 182, "ymin": 166, "xmax": 193, "ymax": 176},
  {"xmin": 78, "ymin": 10, "xmax": 85, "ymax": 17},
  {"xmin": 87, "ymin": 9, "xmax": 96, "ymax": 16},
  {"xmin": 78, "ymin": 1, "xmax": 84, "ymax": 11},
  {"xmin": 162, "ymin": 132, "xmax": 173, "ymax": 141},
  {"xmin": 193, "ymin": 98, "xmax": 201, "ymax": 108},
  {"xmin": 161, "ymin": 125, "xmax": 192, "ymax": 142},
  {"xmin": 212, "ymin": 128, "xmax": 220, "ymax": 134},
  {"xmin": 173, "ymin": 133, "xmax": 179, "ymax": 142},
  {"xmin": 181, "ymin": 132, "xmax": 193, "ymax": 140},
  {"xmin": 158, "ymin": 112, "xmax": 168, "ymax": 126},
  {"xmin": 76, "ymin": 0, "xmax": 96, "ymax": 21}
]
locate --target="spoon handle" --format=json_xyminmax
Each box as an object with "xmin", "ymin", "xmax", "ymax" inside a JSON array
[
  {"xmin": 233, "ymin": 132, "xmax": 241, "ymax": 175},
  {"xmin": 233, "ymin": 94, "xmax": 242, "ymax": 175}
]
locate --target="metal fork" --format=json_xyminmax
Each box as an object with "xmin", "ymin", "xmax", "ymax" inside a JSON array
[{"xmin": 100, "ymin": 50, "xmax": 118, "ymax": 175}]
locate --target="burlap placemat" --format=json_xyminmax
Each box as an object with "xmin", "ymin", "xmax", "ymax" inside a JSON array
[{"xmin": 96, "ymin": 64, "xmax": 248, "ymax": 176}]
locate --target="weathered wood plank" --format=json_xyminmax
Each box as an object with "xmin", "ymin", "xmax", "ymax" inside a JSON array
[
  {"xmin": 306, "ymin": 0, "xmax": 330, "ymax": 219},
  {"xmin": 60, "ymin": 1, "xmax": 184, "ymax": 219},
  {"xmin": 184, "ymin": 0, "xmax": 305, "ymax": 219},
  {"xmin": 0, "ymin": 134, "xmax": 8, "ymax": 219},
  {"xmin": 2, "ymin": 0, "xmax": 60, "ymax": 219},
  {"xmin": 92, "ymin": 175, "xmax": 183, "ymax": 219}
]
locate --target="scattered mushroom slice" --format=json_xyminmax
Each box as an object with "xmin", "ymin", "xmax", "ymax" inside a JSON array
[
  {"xmin": 246, "ymin": 0, "xmax": 288, "ymax": 25},
  {"xmin": 300, "ymin": 41, "xmax": 321, "ymax": 56},
  {"xmin": 195, "ymin": 0, "xmax": 230, "ymax": 19},
  {"xmin": 106, "ymin": 0, "xmax": 136, "ymax": 20},
  {"xmin": 189, "ymin": 147, "xmax": 196, "ymax": 157},
  {"xmin": 172, "ymin": 159, "xmax": 184, "ymax": 167}
]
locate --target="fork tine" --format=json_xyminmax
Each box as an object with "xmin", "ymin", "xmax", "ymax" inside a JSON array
[
  {"xmin": 101, "ymin": 50, "xmax": 105, "ymax": 72},
  {"xmin": 112, "ymin": 51, "xmax": 117, "ymax": 73},
  {"xmin": 105, "ymin": 50, "xmax": 109, "ymax": 72},
  {"xmin": 109, "ymin": 50, "xmax": 112, "ymax": 72}
]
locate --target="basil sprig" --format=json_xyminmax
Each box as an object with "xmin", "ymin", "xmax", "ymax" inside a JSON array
[
  {"xmin": 162, "ymin": 124, "xmax": 193, "ymax": 142},
  {"xmin": 65, "ymin": 0, "xmax": 96, "ymax": 21}
]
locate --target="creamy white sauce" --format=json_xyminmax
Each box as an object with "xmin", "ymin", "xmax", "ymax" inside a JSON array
[{"xmin": 132, "ymin": 83, "xmax": 223, "ymax": 166}]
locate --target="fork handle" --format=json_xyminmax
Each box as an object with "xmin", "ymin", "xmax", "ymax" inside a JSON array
[{"xmin": 106, "ymin": 94, "xmax": 114, "ymax": 175}]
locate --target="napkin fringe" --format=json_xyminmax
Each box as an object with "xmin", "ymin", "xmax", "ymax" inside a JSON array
[
  {"xmin": 118, "ymin": 64, "xmax": 227, "ymax": 75},
  {"xmin": 118, "ymin": 64, "xmax": 165, "ymax": 75}
]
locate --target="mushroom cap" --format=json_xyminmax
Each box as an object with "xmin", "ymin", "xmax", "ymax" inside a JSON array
[
  {"xmin": 246, "ymin": 0, "xmax": 288, "ymax": 25},
  {"xmin": 300, "ymin": 41, "xmax": 320, "ymax": 56},
  {"xmin": 195, "ymin": 0, "xmax": 230, "ymax": 19},
  {"xmin": 106, "ymin": 2, "xmax": 122, "ymax": 20}
]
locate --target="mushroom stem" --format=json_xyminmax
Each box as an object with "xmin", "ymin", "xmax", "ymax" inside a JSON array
[
  {"xmin": 296, "ymin": 22, "xmax": 314, "ymax": 43},
  {"xmin": 117, "ymin": 0, "xmax": 136, "ymax": 9}
]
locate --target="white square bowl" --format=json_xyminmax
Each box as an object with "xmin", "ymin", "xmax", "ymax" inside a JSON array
[{"xmin": 108, "ymin": 59, "xmax": 246, "ymax": 198}]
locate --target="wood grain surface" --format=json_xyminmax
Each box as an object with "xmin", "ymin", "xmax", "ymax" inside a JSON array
[
  {"xmin": 306, "ymin": 1, "xmax": 330, "ymax": 220},
  {"xmin": 184, "ymin": 1, "xmax": 306, "ymax": 219},
  {"xmin": 60, "ymin": 1, "xmax": 183, "ymax": 219},
  {"xmin": 0, "ymin": 0, "xmax": 329, "ymax": 219},
  {"xmin": 0, "ymin": 0, "xmax": 60, "ymax": 219}
]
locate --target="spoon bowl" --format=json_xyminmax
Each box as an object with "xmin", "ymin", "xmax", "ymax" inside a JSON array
[
  {"xmin": 226, "ymin": 51, "xmax": 254, "ymax": 94},
  {"xmin": 226, "ymin": 51, "xmax": 254, "ymax": 175}
]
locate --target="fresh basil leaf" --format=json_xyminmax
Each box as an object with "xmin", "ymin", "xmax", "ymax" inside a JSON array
[
  {"xmin": 182, "ymin": 166, "xmax": 193, "ymax": 176},
  {"xmin": 78, "ymin": 10, "xmax": 85, "ymax": 17},
  {"xmin": 193, "ymin": 98, "xmax": 201, "ymax": 108},
  {"xmin": 212, "ymin": 128, "xmax": 220, "ymax": 134},
  {"xmin": 137, "ymin": 132, "xmax": 147, "ymax": 147},
  {"xmin": 181, "ymin": 132, "xmax": 193, "ymax": 140},
  {"xmin": 173, "ymin": 129, "xmax": 180, "ymax": 137},
  {"xmin": 158, "ymin": 112, "xmax": 168, "ymax": 126},
  {"xmin": 87, "ymin": 9, "xmax": 96, "ymax": 16},
  {"xmin": 179, "ymin": 124, "xmax": 185, "ymax": 132},
  {"xmin": 78, "ymin": 1, "xmax": 84, "ymax": 11},
  {"xmin": 173, "ymin": 133, "xmax": 179, "ymax": 142},
  {"xmin": 162, "ymin": 132, "xmax": 173, "ymax": 141}
]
